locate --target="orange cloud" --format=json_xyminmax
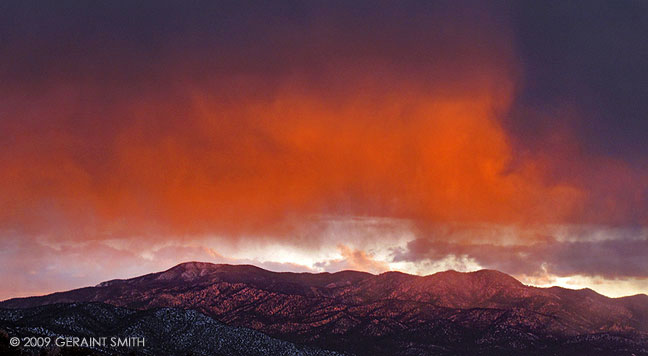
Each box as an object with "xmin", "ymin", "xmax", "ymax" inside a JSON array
[
  {"xmin": 0, "ymin": 73, "xmax": 589, "ymax": 242},
  {"xmin": 338, "ymin": 245, "xmax": 390, "ymax": 274}
]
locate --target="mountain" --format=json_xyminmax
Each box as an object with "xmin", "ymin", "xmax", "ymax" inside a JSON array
[
  {"xmin": 0, "ymin": 302, "xmax": 344, "ymax": 356},
  {"xmin": 2, "ymin": 262, "xmax": 647, "ymax": 355}
]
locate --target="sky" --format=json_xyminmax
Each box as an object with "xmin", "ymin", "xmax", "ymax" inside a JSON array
[{"xmin": 1, "ymin": 0, "xmax": 647, "ymax": 300}]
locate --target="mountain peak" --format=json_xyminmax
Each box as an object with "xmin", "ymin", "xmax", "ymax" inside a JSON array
[
  {"xmin": 469, "ymin": 269, "xmax": 525, "ymax": 286},
  {"xmin": 171, "ymin": 261, "xmax": 218, "ymax": 270},
  {"xmin": 426, "ymin": 268, "xmax": 524, "ymax": 289},
  {"xmin": 155, "ymin": 262, "xmax": 269, "ymax": 282},
  {"xmin": 156, "ymin": 261, "xmax": 220, "ymax": 281}
]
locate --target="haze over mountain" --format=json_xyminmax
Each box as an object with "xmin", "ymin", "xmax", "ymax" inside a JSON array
[{"xmin": 2, "ymin": 262, "xmax": 647, "ymax": 355}]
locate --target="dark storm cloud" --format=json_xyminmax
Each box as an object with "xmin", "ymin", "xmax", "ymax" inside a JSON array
[
  {"xmin": 394, "ymin": 227, "xmax": 648, "ymax": 278},
  {"xmin": 507, "ymin": 1, "xmax": 648, "ymax": 164},
  {"xmin": 0, "ymin": 1, "xmax": 511, "ymax": 88}
]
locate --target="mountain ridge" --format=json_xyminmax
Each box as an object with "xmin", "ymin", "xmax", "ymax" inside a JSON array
[
  {"xmin": 8, "ymin": 261, "xmax": 641, "ymax": 304},
  {"xmin": 2, "ymin": 262, "xmax": 647, "ymax": 355}
]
